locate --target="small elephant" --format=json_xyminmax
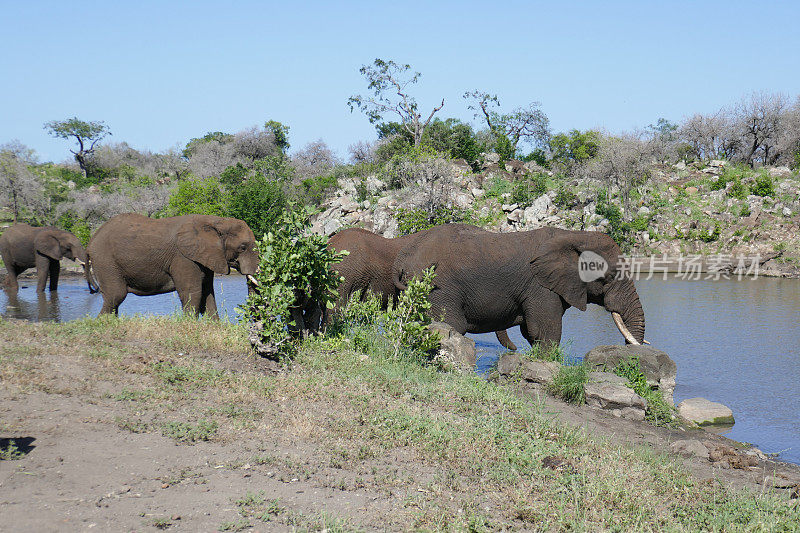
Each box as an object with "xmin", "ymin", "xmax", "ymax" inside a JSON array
[
  {"xmin": 0, "ymin": 223, "xmax": 87, "ymax": 293},
  {"xmin": 85, "ymin": 213, "xmax": 257, "ymax": 317},
  {"xmin": 326, "ymin": 226, "xmax": 518, "ymax": 350},
  {"xmin": 393, "ymin": 224, "xmax": 645, "ymax": 347}
]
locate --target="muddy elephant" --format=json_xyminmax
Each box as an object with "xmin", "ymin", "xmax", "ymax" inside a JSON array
[
  {"xmin": 0, "ymin": 224, "xmax": 87, "ymax": 293},
  {"xmin": 85, "ymin": 214, "xmax": 257, "ymax": 317},
  {"xmin": 393, "ymin": 225, "xmax": 645, "ymax": 347},
  {"xmin": 326, "ymin": 226, "xmax": 518, "ymax": 350}
]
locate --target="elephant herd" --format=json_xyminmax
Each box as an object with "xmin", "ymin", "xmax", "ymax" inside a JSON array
[{"xmin": 0, "ymin": 213, "xmax": 646, "ymax": 349}]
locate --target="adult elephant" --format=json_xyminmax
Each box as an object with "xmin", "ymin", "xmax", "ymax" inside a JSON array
[
  {"xmin": 326, "ymin": 226, "xmax": 518, "ymax": 350},
  {"xmin": 85, "ymin": 213, "xmax": 257, "ymax": 317},
  {"xmin": 0, "ymin": 224, "xmax": 87, "ymax": 293},
  {"xmin": 393, "ymin": 225, "xmax": 645, "ymax": 347}
]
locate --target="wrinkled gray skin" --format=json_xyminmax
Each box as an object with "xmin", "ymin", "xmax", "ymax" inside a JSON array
[
  {"xmin": 393, "ymin": 225, "xmax": 645, "ymax": 347},
  {"xmin": 86, "ymin": 214, "xmax": 257, "ymax": 317},
  {"xmin": 325, "ymin": 226, "xmax": 518, "ymax": 350},
  {"xmin": 0, "ymin": 224, "xmax": 88, "ymax": 293}
]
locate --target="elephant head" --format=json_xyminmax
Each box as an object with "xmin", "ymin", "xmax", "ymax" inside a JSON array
[
  {"xmin": 176, "ymin": 216, "xmax": 258, "ymax": 276},
  {"xmin": 530, "ymin": 231, "xmax": 645, "ymax": 344},
  {"xmin": 35, "ymin": 230, "xmax": 88, "ymax": 265}
]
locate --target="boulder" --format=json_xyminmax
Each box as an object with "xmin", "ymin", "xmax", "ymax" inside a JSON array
[
  {"xmin": 501, "ymin": 203, "xmax": 519, "ymax": 212},
  {"xmin": 677, "ymin": 398, "xmax": 734, "ymax": 426},
  {"xmin": 768, "ymin": 166, "xmax": 792, "ymax": 178},
  {"xmin": 504, "ymin": 159, "xmax": 526, "ymax": 174},
  {"xmin": 364, "ymin": 176, "xmax": 385, "ymax": 194},
  {"xmin": 506, "ymin": 209, "xmax": 522, "ymax": 224},
  {"xmin": 584, "ymin": 382, "xmax": 647, "ymax": 420},
  {"xmin": 670, "ymin": 439, "xmax": 710, "ymax": 459},
  {"xmin": 584, "ymin": 345, "xmax": 677, "ymax": 405},
  {"xmin": 492, "ymin": 353, "xmax": 559, "ymax": 385},
  {"xmin": 452, "ymin": 191, "xmax": 473, "ymax": 209},
  {"xmin": 523, "ymin": 195, "xmax": 552, "ymax": 226},
  {"xmin": 481, "ymin": 152, "xmax": 501, "ymax": 166},
  {"xmin": 471, "ymin": 188, "xmax": 485, "ymax": 199},
  {"xmin": 429, "ymin": 322, "xmax": 476, "ymax": 369}
]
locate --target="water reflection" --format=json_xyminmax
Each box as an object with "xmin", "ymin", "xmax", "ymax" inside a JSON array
[{"xmin": 3, "ymin": 289, "xmax": 62, "ymax": 322}]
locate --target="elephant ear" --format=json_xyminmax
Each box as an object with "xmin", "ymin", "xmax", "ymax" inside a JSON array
[
  {"xmin": 34, "ymin": 233, "xmax": 63, "ymax": 261},
  {"xmin": 530, "ymin": 234, "xmax": 588, "ymax": 311},
  {"xmin": 176, "ymin": 219, "xmax": 230, "ymax": 274}
]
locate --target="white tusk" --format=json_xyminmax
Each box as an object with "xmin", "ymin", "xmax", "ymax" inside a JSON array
[
  {"xmin": 247, "ymin": 275, "xmax": 259, "ymax": 286},
  {"xmin": 612, "ymin": 312, "xmax": 640, "ymax": 345},
  {"xmin": 76, "ymin": 259, "xmax": 86, "ymax": 266},
  {"xmin": 643, "ymin": 339, "xmax": 651, "ymax": 345}
]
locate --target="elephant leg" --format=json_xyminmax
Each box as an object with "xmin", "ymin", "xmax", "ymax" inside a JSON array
[
  {"xmin": 522, "ymin": 309, "xmax": 561, "ymax": 349},
  {"xmin": 200, "ymin": 275, "xmax": 219, "ymax": 319},
  {"xmin": 1, "ymin": 249, "xmax": 18, "ymax": 291},
  {"xmin": 289, "ymin": 306, "xmax": 307, "ymax": 338},
  {"xmin": 172, "ymin": 266, "xmax": 206, "ymax": 317},
  {"xmin": 495, "ymin": 329, "xmax": 517, "ymax": 351},
  {"xmin": 35, "ymin": 254, "xmax": 50, "ymax": 293},
  {"xmin": 48, "ymin": 259, "xmax": 60, "ymax": 291}
]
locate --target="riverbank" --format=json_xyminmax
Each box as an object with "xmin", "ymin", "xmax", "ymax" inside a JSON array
[{"xmin": 1, "ymin": 316, "xmax": 798, "ymax": 530}]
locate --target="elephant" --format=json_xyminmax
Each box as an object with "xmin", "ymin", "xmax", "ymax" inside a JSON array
[
  {"xmin": 85, "ymin": 213, "xmax": 257, "ymax": 317},
  {"xmin": 326, "ymin": 226, "xmax": 518, "ymax": 350},
  {"xmin": 392, "ymin": 225, "xmax": 645, "ymax": 347},
  {"xmin": 0, "ymin": 223, "xmax": 88, "ymax": 293}
]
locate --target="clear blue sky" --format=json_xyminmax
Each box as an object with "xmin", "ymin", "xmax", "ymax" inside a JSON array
[{"xmin": 2, "ymin": 0, "xmax": 798, "ymax": 163}]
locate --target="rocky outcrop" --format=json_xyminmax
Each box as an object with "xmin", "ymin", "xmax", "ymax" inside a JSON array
[
  {"xmin": 677, "ymin": 398, "xmax": 735, "ymax": 426},
  {"xmin": 429, "ymin": 322, "xmax": 476, "ymax": 370},
  {"xmin": 492, "ymin": 353, "xmax": 559, "ymax": 386},
  {"xmin": 585, "ymin": 345, "xmax": 677, "ymax": 405},
  {"xmin": 584, "ymin": 371, "xmax": 647, "ymax": 421}
]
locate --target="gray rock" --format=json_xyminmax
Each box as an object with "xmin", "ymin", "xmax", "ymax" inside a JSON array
[
  {"xmin": 523, "ymin": 195, "xmax": 552, "ymax": 226},
  {"xmin": 673, "ymin": 161, "xmax": 687, "ymax": 170},
  {"xmin": 708, "ymin": 159, "xmax": 727, "ymax": 168},
  {"xmin": 429, "ymin": 322, "xmax": 476, "ymax": 369},
  {"xmin": 587, "ymin": 372, "xmax": 628, "ymax": 386},
  {"xmin": 453, "ymin": 191, "xmax": 473, "ymax": 209},
  {"xmin": 584, "ymin": 382, "xmax": 646, "ymax": 420},
  {"xmin": 584, "ymin": 345, "xmax": 677, "ymax": 405},
  {"xmin": 519, "ymin": 360, "xmax": 559, "ymax": 385},
  {"xmin": 323, "ymin": 218, "xmax": 342, "ymax": 236},
  {"xmin": 471, "ymin": 188, "xmax": 485, "ymax": 198},
  {"xmin": 677, "ymin": 398, "xmax": 734, "ymax": 426},
  {"xmin": 782, "ymin": 207, "xmax": 792, "ymax": 217},
  {"xmin": 637, "ymin": 206, "xmax": 651, "ymax": 216},
  {"xmin": 670, "ymin": 439, "xmax": 710, "ymax": 459},
  {"xmin": 495, "ymin": 353, "xmax": 521, "ymax": 376},
  {"xmin": 506, "ymin": 209, "xmax": 522, "ymax": 224},
  {"xmin": 769, "ymin": 166, "xmax": 792, "ymax": 178},
  {"xmin": 481, "ymin": 152, "xmax": 501, "ymax": 166},
  {"xmin": 365, "ymin": 176, "xmax": 385, "ymax": 193},
  {"xmin": 501, "ymin": 203, "xmax": 519, "ymax": 212}
]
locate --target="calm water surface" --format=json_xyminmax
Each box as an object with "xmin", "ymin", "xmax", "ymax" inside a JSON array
[{"xmin": 2, "ymin": 275, "xmax": 799, "ymax": 464}]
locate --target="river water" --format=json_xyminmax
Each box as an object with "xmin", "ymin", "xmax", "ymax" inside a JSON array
[{"xmin": 2, "ymin": 275, "xmax": 799, "ymax": 464}]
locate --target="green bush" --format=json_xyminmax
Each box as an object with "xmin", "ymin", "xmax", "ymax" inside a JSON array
[
  {"xmin": 219, "ymin": 163, "xmax": 249, "ymax": 188},
  {"xmin": 164, "ymin": 177, "xmax": 228, "ymax": 218},
  {"xmin": 751, "ymin": 173, "xmax": 775, "ymax": 197},
  {"xmin": 553, "ymin": 187, "xmax": 578, "ymax": 208},
  {"xmin": 595, "ymin": 192, "xmax": 633, "ymax": 249},
  {"xmin": 241, "ymin": 205, "xmax": 343, "ymax": 360},
  {"xmin": 227, "ymin": 175, "xmax": 287, "ymax": 239},
  {"xmin": 484, "ymin": 176, "xmax": 514, "ymax": 200},
  {"xmin": 738, "ymin": 203, "xmax": 751, "ymax": 217},
  {"xmin": 300, "ymin": 173, "xmax": 339, "ymax": 206},
  {"xmin": 57, "ymin": 212, "xmax": 92, "ymax": 246},
  {"xmin": 396, "ymin": 206, "xmax": 468, "ymax": 236},
  {"xmin": 697, "ymin": 222, "xmax": 721, "ymax": 243},
  {"xmin": 727, "ymin": 178, "xmax": 749, "ymax": 200},
  {"xmin": 420, "ymin": 118, "xmax": 484, "ymax": 167},
  {"xmin": 613, "ymin": 357, "xmax": 675, "ymax": 426},
  {"xmin": 549, "ymin": 129, "xmax": 601, "ymax": 173},
  {"xmin": 510, "ymin": 173, "xmax": 548, "ymax": 207},
  {"xmin": 327, "ymin": 268, "xmax": 441, "ymax": 365}
]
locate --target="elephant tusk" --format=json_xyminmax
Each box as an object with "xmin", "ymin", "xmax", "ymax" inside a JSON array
[
  {"xmin": 76, "ymin": 259, "xmax": 86, "ymax": 267},
  {"xmin": 612, "ymin": 312, "xmax": 640, "ymax": 345},
  {"xmin": 643, "ymin": 339, "xmax": 651, "ymax": 345},
  {"xmin": 246, "ymin": 275, "xmax": 260, "ymax": 286}
]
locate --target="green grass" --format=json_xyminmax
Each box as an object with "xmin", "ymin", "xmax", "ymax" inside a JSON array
[
  {"xmin": 548, "ymin": 362, "xmax": 588, "ymax": 404},
  {"xmin": 160, "ymin": 420, "xmax": 218, "ymax": 443},
  {"xmin": 0, "ymin": 440, "xmax": 26, "ymax": 460},
  {"xmin": 613, "ymin": 357, "xmax": 676, "ymax": 426}
]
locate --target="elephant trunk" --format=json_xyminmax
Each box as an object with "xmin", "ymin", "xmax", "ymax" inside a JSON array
[
  {"xmin": 235, "ymin": 249, "xmax": 259, "ymax": 276},
  {"xmin": 604, "ymin": 278, "xmax": 645, "ymax": 345}
]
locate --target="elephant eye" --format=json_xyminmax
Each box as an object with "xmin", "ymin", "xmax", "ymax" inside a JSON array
[{"xmin": 238, "ymin": 243, "xmax": 247, "ymax": 252}]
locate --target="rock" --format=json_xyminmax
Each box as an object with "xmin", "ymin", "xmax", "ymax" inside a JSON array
[
  {"xmin": 523, "ymin": 195, "xmax": 552, "ymax": 226},
  {"xmin": 587, "ymin": 371, "xmax": 628, "ymax": 386},
  {"xmin": 364, "ymin": 176, "xmax": 385, "ymax": 193},
  {"xmin": 670, "ymin": 439, "xmax": 710, "ymax": 459},
  {"xmin": 708, "ymin": 159, "xmax": 727, "ymax": 168},
  {"xmin": 501, "ymin": 203, "xmax": 519, "ymax": 212},
  {"xmin": 323, "ymin": 218, "xmax": 342, "ymax": 236},
  {"xmin": 471, "ymin": 188, "xmax": 485, "ymax": 198},
  {"xmin": 782, "ymin": 207, "xmax": 792, "ymax": 217},
  {"xmin": 495, "ymin": 353, "xmax": 521, "ymax": 376},
  {"xmin": 481, "ymin": 152, "xmax": 501, "ymax": 166},
  {"xmin": 429, "ymin": 322, "xmax": 476, "ymax": 369},
  {"xmin": 584, "ymin": 382, "xmax": 647, "ymax": 420},
  {"xmin": 452, "ymin": 191, "xmax": 473, "ymax": 209},
  {"xmin": 637, "ymin": 206, "xmax": 651, "ymax": 216},
  {"xmin": 506, "ymin": 209, "xmax": 522, "ymax": 224},
  {"xmin": 685, "ymin": 186, "xmax": 699, "ymax": 194},
  {"xmin": 677, "ymin": 398, "xmax": 735, "ymax": 426},
  {"xmin": 523, "ymin": 161, "xmax": 548, "ymax": 174},
  {"xmin": 673, "ymin": 161, "xmax": 687, "ymax": 170},
  {"xmin": 584, "ymin": 345, "xmax": 677, "ymax": 405},
  {"xmin": 762, "ymin": 475, "xmax": 800, "ymax": 489},
  {"xmin": 504, "ymin": 159, "xmax": 526, "ymax": 174},
  {"xmin": 519, "ymin": 360, "xmax": 559, "ymax": 385},
  {"xmin": 769, "ymin": 166, "xmax": 793, "ymax": 178}
]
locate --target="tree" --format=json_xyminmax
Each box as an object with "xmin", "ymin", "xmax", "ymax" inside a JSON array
[
  {"xmin": 464, "ymin": 90, "xmax": 550, "ymax": 156},
  {"xmin": 549, "ymin": 129, "xmax": 601, "ymax": 174},
  {"xmin": 43, "ymin": 117, "xmax": 111, "ymax": 178},
  {"xmin": 163, "ymin": 177, "xmax": 227, "ymax": 217},
  {"xmin": 0, "ymin": 141, "xmax": 45, "ymax": 223},
  {"xmin": 264, "ymin": 120, "xmax": 290, "ymax": 153},
  {"xmin": 348, "ymin": 58, "xmax": 444, "ymax": 147},
  {"xmin": 735, "ymin": 92, "xmax": 789, "ymax": 166}
]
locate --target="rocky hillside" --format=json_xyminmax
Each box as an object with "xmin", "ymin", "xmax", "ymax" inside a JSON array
[{"xmin": 310, "ymin": 154, "xmax": 800, "ymax": 277}]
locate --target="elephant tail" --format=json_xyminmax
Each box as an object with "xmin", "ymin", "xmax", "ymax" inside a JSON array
[
  {"xmin": 495, "ymin": 329, "xmax": 517, "ymax": 351},
  {"xmin": 84, "ymin": 256, "xmax": 100, "ymax": 294},
  {"xmin": 393, "ymin": 268, "xmax": 408, "ymax": 292}
]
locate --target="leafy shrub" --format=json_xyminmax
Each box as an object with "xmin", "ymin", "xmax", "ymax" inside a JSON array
[
  {"xmin": 510, "ymin": 173, "xmax": 548, "ymax": 207},
  {"xmin": 521, "ymin": 342, "xmax": 565, "ymax": 363},
  {"xmin": 57, "ymin": 211, "xmax": 92, "ymax": 246},
  {"xmin": 549, "ymin": 129, "xmax": 601, "ymax": 174},
  {"xmin": 219, "ymin": 163, "xmax": 249, "ymax": 188},
  {"xmin": 227, "ymin": 174, "xmax": 287, "ymax": 239},
  {"xmin": 698, "ymin": 222, "xmax": 721, "ymax": 242},
  {"xmin": 613, "ymin": 357, "xmax": 675, "ymax": 426},
  {"xmin": 738, "ymin": 203, "xmax": 751, "ymax": 217},
  {"xmin": 328, "ymin": 268, "xmax": 440, "ymax": 364},
  {"xmin": 163, "ymin": 177, "xmax": 228, "ymax": 217},
  {"xmin": 751, "ymin": 173, "xmax": 775, "ymax": 197},
  {"xmin": 595, "ymin": 192, "xmax": 633, "ymax": 249},
  {"xmin": 484, "ymin": 176, "xmax": 514, "ymax": 200},
  {"xmin": 242, "ymin": 205, "xmax": 343, "ymax": 360},
  {"xmin": 629, "ymin": 215, "xmax": 650, "ymax": 232},
  {"xmin": 161, "ymin": 419, "xmax": 218, "ymax": 443},
  {"xmin": 548, "ymin": 362, "xmax": 588, "ymax": 404},
  {"xmin": 420, "ymin": 118, "xmax": 484, "ymax": 166},
  {"xmin": 727, "ymin": 178, "xmax": 749, "ymax": 200},
  {"xmin": 396, "ymin": 206, "xmax": 468, "ymax": 235},
  {"xmin": 553, "ymin": 187, "xmax": 578, "ymax": 208},
  {"xmin": 300, "ymin": 173, "xmax": 339, "ymax": 206}
]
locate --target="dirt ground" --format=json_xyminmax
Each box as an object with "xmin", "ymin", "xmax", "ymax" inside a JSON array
[{"xmin": 1, "ymin": 320, "xmax": 799, "ymax": 532}]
